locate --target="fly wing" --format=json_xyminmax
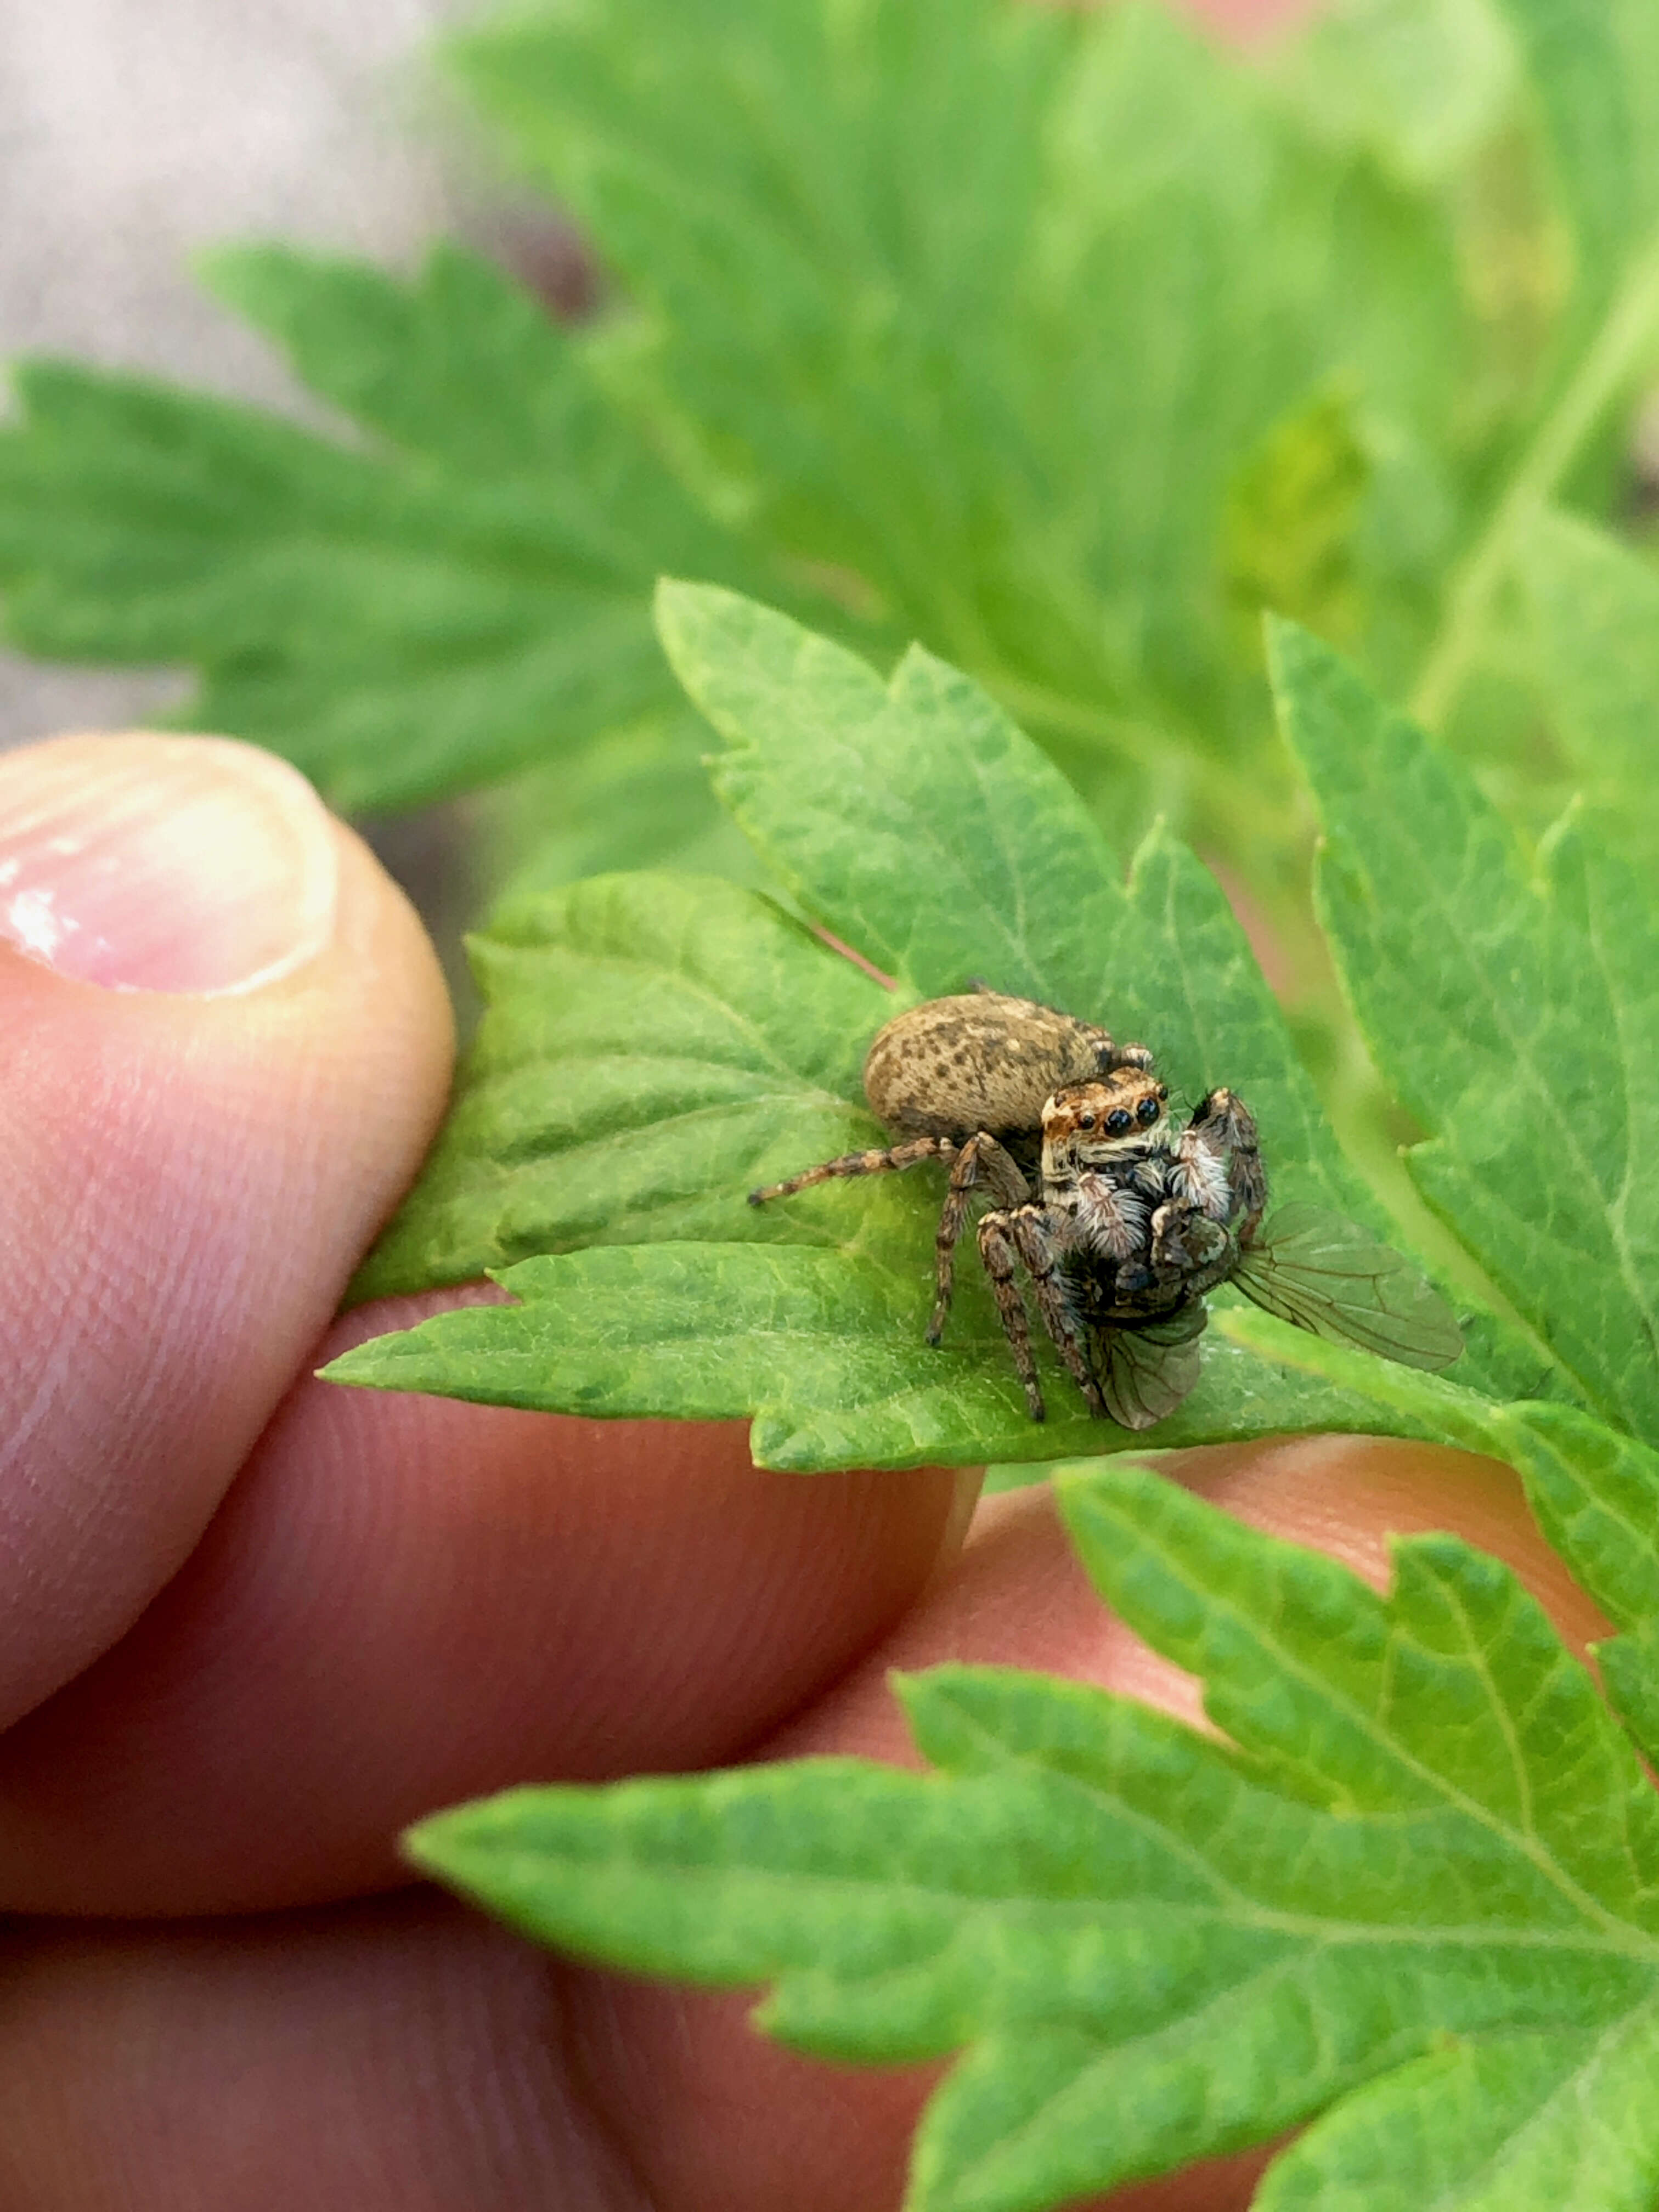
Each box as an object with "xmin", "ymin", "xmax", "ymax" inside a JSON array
[
  {"xmin": 1096, "ymin": 1304, "xmax": 1207, "ymax": 1431},
  {"xmin": 1231, "ymin": 1205, "xmax": 1463, "ymax": 1372}
]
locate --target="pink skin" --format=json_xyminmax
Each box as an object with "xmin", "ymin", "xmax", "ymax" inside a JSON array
[{"xmin": 1182, "ymin": 0, "xmax": 1316, "ymax": 33}]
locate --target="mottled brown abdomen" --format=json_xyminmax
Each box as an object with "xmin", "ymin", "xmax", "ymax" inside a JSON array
[{"xmin": 862, "ymin": 991, "xmax": 1122, "ymax": 1139}]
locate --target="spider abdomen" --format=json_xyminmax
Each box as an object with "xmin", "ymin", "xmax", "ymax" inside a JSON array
[{"xmin": 861, "ymin": 990, "xmax": 1129, "ymax": 1141}]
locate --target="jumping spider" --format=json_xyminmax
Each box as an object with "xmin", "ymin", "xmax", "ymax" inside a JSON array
[
  {"xmin": 750, "ymin": 990, "xmax": 1148, "ymax": 1343},
  {"xmin": 751, "ymin": 988, "xmax": 1460, "ymax": 1427}
]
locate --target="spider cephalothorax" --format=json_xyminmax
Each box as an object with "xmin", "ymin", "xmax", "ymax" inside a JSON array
[
  {"xmin": 1037, "ymin": 1069, "xmax": 1176, "ymax": 1265},
  {"xmin": 750, "ymin": 989, "xmax": 1460, "ymax": 1429}
]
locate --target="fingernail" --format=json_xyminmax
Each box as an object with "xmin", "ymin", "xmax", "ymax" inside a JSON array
[{"xmin": 0, "ymin": 735, "xmax": 340, "ymax": 995}]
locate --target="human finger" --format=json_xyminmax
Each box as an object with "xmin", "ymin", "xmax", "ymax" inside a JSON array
[
  {"xmin": 1, "ymin": 1892, "xmax": 1260, "ymax": 2211},
  {"xmin": 0, "ymin": 733, "xmax": 452, "ymax": 1726},
  {"xmin": 0, "ymin": 1294, "xmax": 970, "ymax": 1912},
  {"xmin": 0, "ymin": 1897, "xmax": 603, "ymax": 2211}
]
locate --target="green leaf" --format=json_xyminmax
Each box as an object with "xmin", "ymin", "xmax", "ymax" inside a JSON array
[
  {"xmin": 1211, "ymin": 1301, "xmax": 1510, "ymax": 1450},
  {"xmin": 1023, "ymin": 1, "xmax": 1472, "ymax": 731},
  {"xmin": 1406, "ymin": 0, "xmax": 1659, "ymax": 730},
  {"xmin": 656, "ymin": 584, "xmax": 1396, "ymax": 1226},
  {"xmin": 0, "ymin": 245, "xmax": 756, "ymax": 811},
  {"xmin": 328, "ymin": 1242, "xmax": 1498, "ymax": 1474},
  {"xmin": 1269, "ymin": 0, "xmax": 1516, "ymax": 185},
  {"xmin": 668, "ymin": 583, "xmax": 1538, "ymax": 1401},
  {"xmin": 349, "ymin": 870, "xmax": 900, "ymax": 1303},
  {"xmin": 453, "ymin": 0, "xmax": 1476, "ymax": 788},
  {"xmin": 1516, "ymin": 506, "xmax": 1659, "ymax": 778},
  {"xmin": 1252, "ymin": 2021, "xmax": 1659, "ymax": 2212},
  {"xmin": 1271, "ymin": 619, "xmax": 1652, "ymax": 1436},
  {"xmin": 356, "ymin": 586, "xmax": 1539, "ymax": 1452},
  {"xmin": 1215, "ymin": 1304, "xmax": 1659, "ymax": 1774},
  {"xmin": 3, "ymin": 0, "xmax": 1627, "ymax": 901},
  {"xmin": 1221, "ymin": 390, "xmax": 1370, "ymax": 653},
  {"xmin": 2, "ymin": 0, "xmax": 1652, "ymax": 895},
  {"xmin": 1479, "ymin": 1400, "xmax": 1659, "ymax": 1769},
  {"xmin": 1487, "ymin": 0, "xmax": 1659, "ymax": 316},
  {"xmin": 476, "ymin": 709, "xmax": 759, "ymax": 903},
  {"xmin": 656, "ymin": 579, "xmax": 1122, "ymax": 1008},
  {"xmin": 1493, "ymin": 0, "xmax": 1633, "ymax": 307},
  {"xmin": 407, "ymin": 1459, "xmax": 1659, "ymax": 2210},
  {"xmin": 1514, "ymin": 505, "xmax": 1659, "ymax": 867},
  {"xmin": 450, "ymin": 0, "xmax": 1107, "ymax": 689}
]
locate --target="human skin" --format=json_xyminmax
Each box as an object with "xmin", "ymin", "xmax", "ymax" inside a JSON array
[{"xmin": 0, "ymin": 729, "xmax": 1611, "ymax": 2211}]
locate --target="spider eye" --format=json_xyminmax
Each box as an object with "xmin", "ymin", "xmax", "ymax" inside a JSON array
[
  {"xmin": 1078, "ymin": 1110, "xmax": 1096, "ymax": 1130},
  {"xmin": 1137, "ymin": 1096, "xmax": 1161, "ymax": 1125},
  {"xmin": 1106, "ymin": 1108, "xmax": 1132, "ymax": 1135}
]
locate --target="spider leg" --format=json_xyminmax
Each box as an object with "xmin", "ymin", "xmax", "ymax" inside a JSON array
[
  {"xmin": 1005, "ymin": 1208, "xmax": 1108, "ymax": 1418},
  {"xmin": 975, "ymin": 1210, "xmax": 1048, "ymax": 1421},
  {"xmin": 927, "ymin": 1132, "xmax": 1030, "ymax": 1344},
  {"xmin": 1167, "ymin": 1125, "xmax": 1231, "ymax": 1223},
  {"xmin": 1172, "ymin": 1087, "xmax": 1266, "ymax": 1240},
  {"xmin": 1197, "ymin": 1087, "xmax": 1266, "ymax": 1239},
  {"xmin": 1078, "ymin": 1171, "xmax": 1151, "ymax": 1262},
  {"xmin": 748, "ymin": 1134, "xmax": 954, "ymax": 1206}
]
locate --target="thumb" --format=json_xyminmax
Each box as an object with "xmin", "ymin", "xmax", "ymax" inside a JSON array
[{"xmin": 0, "ymin": 733, "xmax": 453, "ymax": 1728}]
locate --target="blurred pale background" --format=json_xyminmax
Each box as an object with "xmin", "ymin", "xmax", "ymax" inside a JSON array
[
  {"xmin": 0, "ymin": 0, "xmax": 1296, "ymax": 753},
  {"xmin": 0, "ymin": 0, "xmax": 479, "ymax": 746}
]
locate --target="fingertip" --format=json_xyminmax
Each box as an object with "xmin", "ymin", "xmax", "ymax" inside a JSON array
[{"xmin": 0, "ymin": 733, "xmax": 454, "ymax": 1723}]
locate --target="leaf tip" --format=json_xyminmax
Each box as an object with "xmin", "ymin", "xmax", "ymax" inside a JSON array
[
  {"xmin": 888, "ymin": 1666, "xmax": 928, "ymax": 1722},
  {"xmin": 399, "ymin": 1787, "xmax": 544, "ymax": 1893},
  {"xmin": 1261, "ymin": 611, "xmax": 1330, "ymax": 701},
  {"xmin": 315, "ymin": 1341, "xmax": 393, "ymax": 1391},
  {"xmin": 652, "ymin": 575, "xmax": 741, "ymax": 674},
  {"xmin": 190, "ymin": 239, "xmax": 247, "ymax": 302},
  {"xmin": 650, "ymin": 573, "xmax": 696, "ymax": 623},
  {"xmin": 1051, "ymin": 1454, "xmax": 1158, "ymax": 1529},
  {"xmin": 399, "ymin": 1807, "xmax": 459, "ymax": 1882},
  {"xmin": 192, "ymin": 237, "xmax": 312, "ymax": 321}
]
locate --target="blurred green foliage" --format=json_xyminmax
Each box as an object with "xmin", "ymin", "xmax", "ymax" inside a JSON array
[{"xmin": 2, "ymin": 0, "xmax": 1659, "ymax": 947}]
